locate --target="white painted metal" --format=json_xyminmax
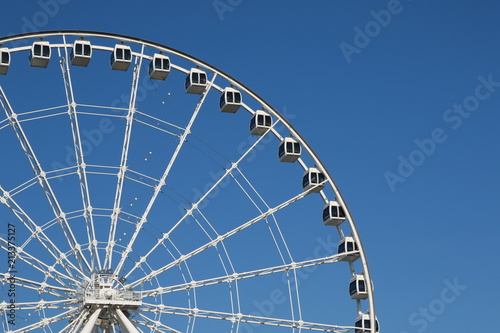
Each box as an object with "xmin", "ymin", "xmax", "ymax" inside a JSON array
[
  {"xmin": 0, "ymin": 31, "xmax": 377, "ymax": 333},
  {"xmin": 114, "ymin": 72, "xmax": 217, "ymax": 276},
  {"xmin": 104, "ymin": 44, "xmax": 145, "ymax": 270},
  {"xmin": 115, "ymin": 308, "xmax": 140, "ymax": 333},
  {"xmin": 59, "ymin": 37, "xmax": 101, "ymax": 271},
  {"xmin": 81, "ymin": 308, "xmax": 102, "ymax": 333},
  {"xmin": 0, "ymin": 87, "xmax": 91, "ymax": 274}
]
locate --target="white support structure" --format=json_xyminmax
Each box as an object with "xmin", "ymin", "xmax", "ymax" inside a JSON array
[
  {"xmin": 0, "ymin": 185, "xmax": 88, "ymax": 282},
  {"xmin": 0, "ymin": 87, "xmax": 91, "ymax": 274},
  {"xmin": 142, "ymin": 252, "xmax": 354, "ymax": 297},
  {"xmin": 80, "ymin": 308, "xmax": 102, "ymax": 333},
  {"xmin": 104, "ymin": 44, "xmax": 145, "ymax": 270},
  {"xmin": 141, "ymin": 303, "xmax": 355, "ymax": 333},
  {"xmin": 0, "ymin": 31, "xmax": 377, "ymax": 333},
  {"xmin": 125, "ymin": 183, "xmax": 324, "ymax": 290},
  {"xmin": 114, "ymin": 73, "xmax": 217, "ymax": 275},
  {"xmin": 115, "ymin": 308, "xmax": 140, "ymax": 333},
  {"xmin": 59, "ymin": 36, "xmax": 101, "ymax": 271}
]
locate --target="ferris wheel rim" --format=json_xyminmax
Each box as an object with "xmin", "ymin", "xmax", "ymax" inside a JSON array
[{"xmin": 0, "ymin": 30, "xmax": 377, "ymax": 332}]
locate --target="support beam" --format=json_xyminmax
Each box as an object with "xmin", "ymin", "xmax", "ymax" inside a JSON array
[
  {"xmin": 115, "ymin": 308, "xmax": 140, "ymax": 333},
  {"xmin": 80, "ymin": 308, "xmax": 102, "ymax": 333}
]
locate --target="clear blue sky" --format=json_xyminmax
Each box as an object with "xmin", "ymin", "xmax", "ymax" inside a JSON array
[{"xmin": 1, "ymin": 1, "xmax": 499, "ymax": 332}]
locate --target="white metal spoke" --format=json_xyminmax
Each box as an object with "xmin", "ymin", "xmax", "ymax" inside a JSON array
[
  {"xmin": 60, "ymin": 308, "xmax": 90, "ymax": 333},
  {"xmin": 0, "ymin": 272, "xmax": 73, "ymax": 298},
  {"xmin": 0, "ymin": 31, "xmax": 377, "ymax": 333},
  {"xmin": 58, "ymin": 39, "xmax": 101, "ymax": 271},
  {"xmin": 4, "ymin": 309, "xmax": 76, "ymax": 333},
  {"xmin": 114, "ymin": 73, "xmax": 217, "ymax": 275},
  {"xmin": 134, "ymin": 312, "xmax": 181, "ymax": 333},
  {"xmin": 0, "ymin": 237, "xmax": 80, "ymax": 290},
  {"xmin": 0, "ymin": 86, "xmax": 91, "ymax": 273},
  {"xmin": 141, "ymin": 303, "xmax": 354, "ymax": 333},
  {"xmin": 125, "ymin": 184, "xmax": 322, "ymax": 289},
  {"xmin": 0, "ymin": 186, "xmax": 89, "ymax": 282},
  {"xmin": 104, "ymin": 44, "xmax": 145, "ymax": 269},
  {"xmin": 0, "ymin": 300, "xmax": 76, "ymax": 312},
  {"xmin": 143, "ymin": 252, "xmax": 351, "ymax": 297},
  {"xmin": 123, "ymin": 120, "xmax": 274, "ymax": 280}
]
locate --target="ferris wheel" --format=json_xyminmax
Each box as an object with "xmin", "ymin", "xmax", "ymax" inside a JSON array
[{"xmin": 0, "ymin": 31, "xmax": 378, "ymax": 333}]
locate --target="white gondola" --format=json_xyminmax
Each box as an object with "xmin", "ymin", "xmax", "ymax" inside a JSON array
[
  {"xmin": 322, "ymin": 201, "xmax": 346, "ymax": 226},
  {"xmin": 338, "ymin": 236, "xmax": 360, "ymax": 262},
  {"xmin": 349, "ymin": 274, "xmax": 368, "ymax": 299},
  {"xmin": 278, "ymin": 137, "xmax": 301, "ymax": 162},
  {"xmin": 302, "ymin": 167, "xmax": 325, "ymax": 193},
  {"xmin": 71, "ymin": 40, "xmax": 92, "ymax": 67},
  {"xmin": 219, "ymin": 87, "xmax": 242, "ymax": 113},
  {"xmin": 149, "ymin": 53, "xmax": 170, "ymax": 80},
  {"xmin": 185, "ymin": 68, "xmax": 207, "ymax": 94},
  {"xmin": 29, "ymin": 41, "xmax": 51, "ymax": 68},
  {"xmin": 110, "ymin": 44, "xmax": 132, "ymax": 71},
  {"xmin": 250, "ymin": 110, "xmax": 272, "ymax": 135},
  {"xmin": 354, "ymin": 312, "xmax": 379, "ymax": 333},
  {"xmin": 0, "ymin": 48, "xmax": 10, "ymax": 75}
]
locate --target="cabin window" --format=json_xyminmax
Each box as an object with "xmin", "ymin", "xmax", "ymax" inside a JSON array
[{"xmin": 1, "ymin": 52, "xmax": 9, "ymax": 64}]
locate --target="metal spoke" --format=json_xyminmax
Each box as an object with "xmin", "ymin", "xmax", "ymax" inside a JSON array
[
  {"xmin": 114, "ymin": 73, "xmax": 218, "ymax": 275},
  {"xmin": 59, "ymin": 308, "xmax": 90, "ymax": 333},
  {"xmin": 0, "ymin": 272, "xmax": 73, "ymax": 298},
  {"xmin": 122, "ymin": 116, "xmax": 274, "ymax": 281},
  {"xmin": 104, "ymin": 44, "xmax": 145, "ymax": 269},
  {"xmin": 0, "ymin": 299, "xmax": 76, "ymax": 311},
  {"xmin": 58, "ymin": 38, "xmax": 101, "ymax": 271},
  {"xmin": 0, "ymin": 31, "xmax": 377, "ymax": 333},
  {"xmin": 0, "ymin": 236, "xmax": 79, "ymax": 289},
  {"xmin": 0, "ymin": 186, "xmax": 89, "ymax": 282},
  {"xmin": 134, "ymin": 312, "xmax": 182, "ymax": 333},
  {"xmin": 0, "ymin": 86, "xmax": 91, "ymax": 273},
  {"xmin": 142, "ymin": 251, "xmax": 352, "ymax": 297},
  {"xmin": 4, "ymin": 308, "xmax": 76, "ymax": 333},
  {"xmin": 125, "ymin": 184, "xmax": 323, "ymax": 290},
  {"xmin": 141, "ymin": 303, "xmax": 354, "ymax": 333}
]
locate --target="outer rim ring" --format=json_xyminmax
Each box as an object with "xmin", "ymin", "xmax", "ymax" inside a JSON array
[{"xmin": 0, "ymin": 30, "xmax": 376, "ymax": 332}]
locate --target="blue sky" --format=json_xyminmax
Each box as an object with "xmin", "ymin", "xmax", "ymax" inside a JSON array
[{"xmin": 1, "ymin": 1, "xmax": 499, "ymax": 332}]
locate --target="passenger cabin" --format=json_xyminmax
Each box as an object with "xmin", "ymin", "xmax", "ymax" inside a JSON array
[
  {"xmin": 302, "ymin": 167, "xmax": 325, "ymax": 192},
  {"xmin": 29, "ymin": 41, "xmax": 51, "ymax": 68},
  {"xmin": 322, "ymin": 201, "xmax": 346, "ymax": 226},
  {"xmin": 185, "ymin": 68, "xmax": 207, "ymax": 94},
  {"xmin": 278, "ymin": 137, "xmax": 301, "ymax": 163},
  {"xmin": 355, "ymin": 312, "xmax": 379, "ymax": 333},
  {"xmin": 0, "ymin": 48, "xmax": 10, "ymax": 75},
  {"xmin": 338, "ymin": 236, "xmax": 360, "ymax": 262},
  {"xmin": 110, "ymin": 44, "xmax": 132, "ymax": 71},
  {"xmin": 149, "ymin": 53, "xmax": 170, "ymax": 80},
  {"xmin": 250, "ymin": 110, "xmax": 272, "ymax": 135},
  {"xmin": 71, "ymin": 40, "xmax": 92, "ymax": 67},
  {"xmin": 349, "ymin": 274, "xmax": 368, "ymax": 299},
  {"xmin": 219, "ymin": 87, "xmax": 242, "ymax": 113}
]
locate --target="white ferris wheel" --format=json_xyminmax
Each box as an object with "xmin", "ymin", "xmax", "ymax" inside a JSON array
[{"xmin": 0, "ymin": 31, "xmax": 378, "ymax": 333}]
